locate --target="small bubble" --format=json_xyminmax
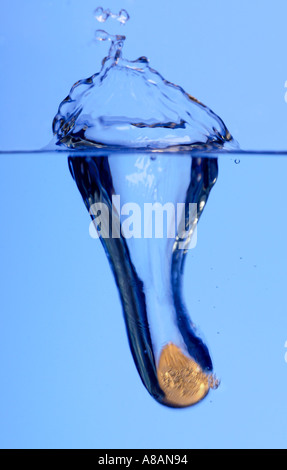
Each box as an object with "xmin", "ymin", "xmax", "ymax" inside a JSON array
[
  {"xmin": 234, "ymin": 158, "xmax": 240, "ymax": 164},
  {"xmin": 209, "ymin": 374, "xmax": 220, "ymax": 390}
]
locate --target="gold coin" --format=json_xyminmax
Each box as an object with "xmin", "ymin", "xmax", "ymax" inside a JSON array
[{"xmin": 157, "ymin": 343, "xmax": 218, "ymax": 407}]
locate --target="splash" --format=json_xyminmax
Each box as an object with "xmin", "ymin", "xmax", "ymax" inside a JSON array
[
  {"xmin": 52, "ymin": 9, "xmax": 235, "ymax": 150},
  {"xmin": 53, "ymin": 8, "xmax": 232, "ymax": 407},
  {"xmin": 68, "ymin": 152, "xmax": 220, "ymax": 408}
]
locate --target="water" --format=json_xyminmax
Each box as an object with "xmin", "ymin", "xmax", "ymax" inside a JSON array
[
  {"xmin": 1, "ymin": 6, "xmax": 287, "ymax": 416},
  {"xmin": 94, "ymin": 7, "xmax": 130, "ymax": 25},
  {"xmin": 1, "ymin": 0, "xmax": 287, "ymax": 449},
  {"xmin": 50, "ymin": 8, "xmax": 235, "ymax": 151},
  {"xmin": 1, "ymin": 150, "xmax": 287, "ymax": 445},
  {"xmin": 46, "ymin": 8, "xmax": 241, "ymax": 408},
  {"xmin": 38, "ymin": 8, "xmax": 284, "ymax": 408},
  {"xmin": 42, "ymin": 147, "xmax": 285, "ymax": 410}
]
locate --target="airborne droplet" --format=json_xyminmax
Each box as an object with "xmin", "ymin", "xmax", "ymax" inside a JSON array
[{"xmin": 94, "ymin": 6, "xmax": 110, "ymax": 23}]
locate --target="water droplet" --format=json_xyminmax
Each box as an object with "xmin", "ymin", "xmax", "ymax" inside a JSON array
[
  {"xmin": 234, "ymin": 158, "xmax": 240, "ymax": 164},
  {"xmin": 94, "ymin": 7, "xmax": 110, "ymax": 23},
  {"xmin": 94, "ymin": 7, "xmax": 130, "ymax": 25},
  {"xmin": 117, "ymin": 9, "xmax": 130, "ymax": 25}
]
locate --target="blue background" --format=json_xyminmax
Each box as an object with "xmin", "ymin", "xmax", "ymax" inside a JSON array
[{"xmin": 0, "ymin": 0, "xmax": 287, "ymax": 449}]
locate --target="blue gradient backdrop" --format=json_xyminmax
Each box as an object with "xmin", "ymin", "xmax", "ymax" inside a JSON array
[{"xmin": 0, "ymin": 0, "xmax": 287, "ymax": 449}]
